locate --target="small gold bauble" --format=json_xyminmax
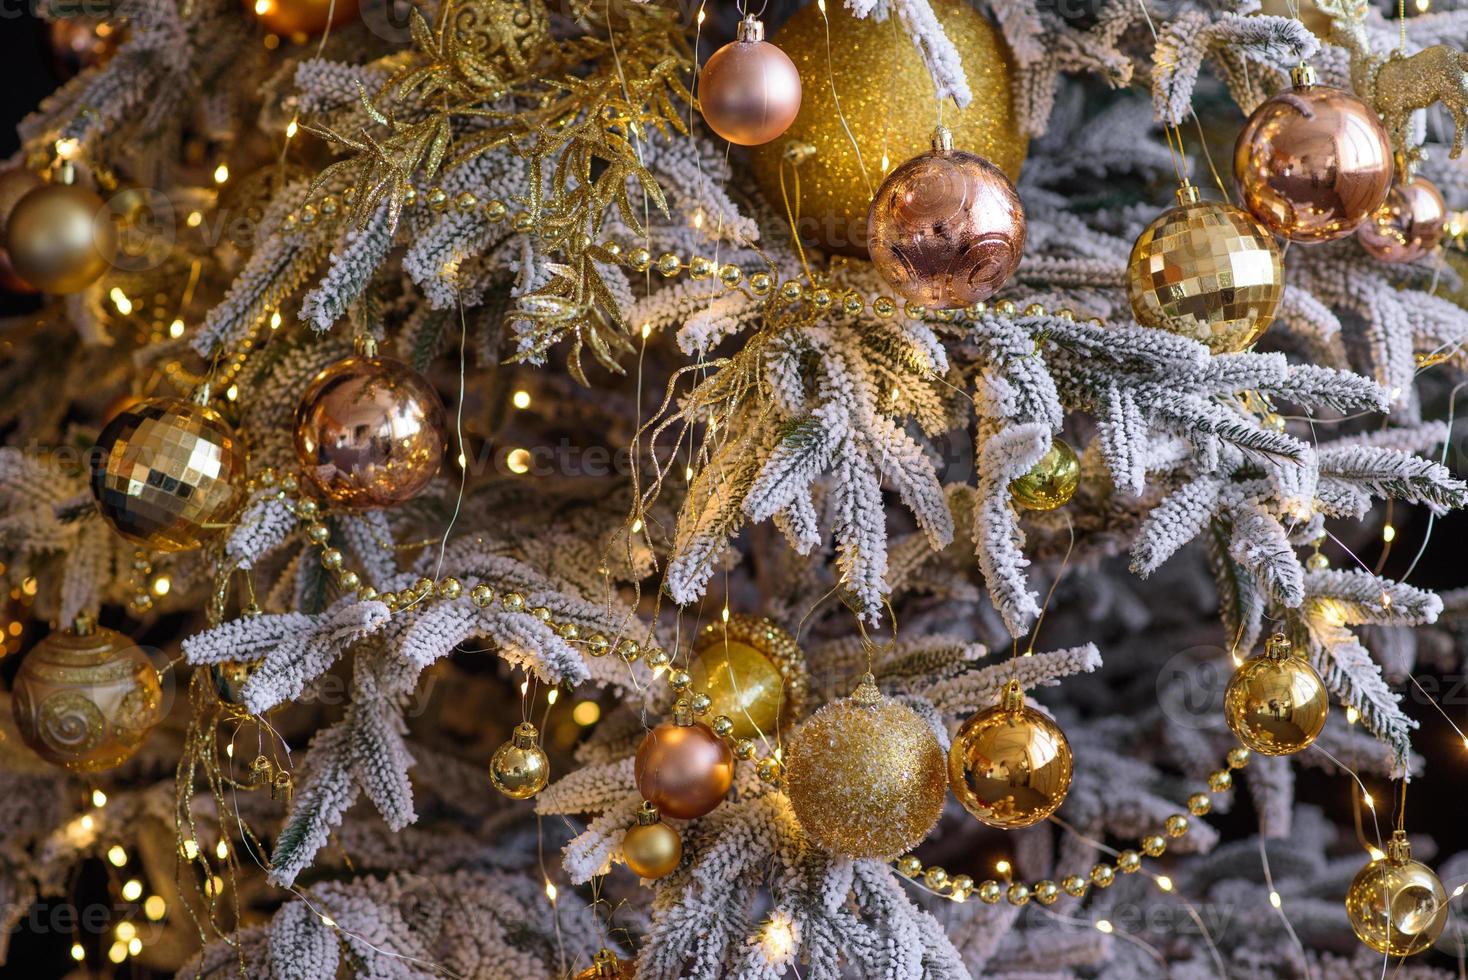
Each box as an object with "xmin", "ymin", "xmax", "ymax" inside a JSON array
[
  {"xmin": 91, "ymin": 397, "xmax": 248, "ymax": 552},
  {"xmin": 622, "ymin": 804, "xmax": 683, "ymax": 879},
  {"xmin": 574, "ymin": 949, "xmax": 636, "ymax": 980},
  {"xmin": 246, "ymin": 0, "xmax": 360, "ymax": 36},
  {"xmin": 1008, "ymin": 438, "xmax": 1080, "ymax": 511},
  {"xmin": 634, "ymin": 706, "xmax": 734, "ymax": 820},
  {"xmin": 948, "ymin": 680, "xmax": 1072, "ymax": 829},
  {"xmin": 749, "ymin": 0, "xmax": 1025, "ymax": 255},
  {"xmin": 211, "ymin": 660, "xmax": 259, "ymax": 706},
  {"xmin": 784, "ymin": 675, "xmax": 947, "ymax": 858},
  {"xmin": 5, "ymin": 180, "xmax": 116, "ymax": 294},
  {"xmin": 689, "ymin": 614, "xmax": 808, "ymax": 740},
  {"xmin": 1126, "ymin": 185, "xmax": 1283, "ymax": 353},
  {"xmin": 11, "ymin": 616, "xmax": 162, "ymax": 772},
  {"xmin": 1346, "ymin": 831, "xmax": 1448, "ymax": 957},
  {"xmin": 489, "ymin": 722, "xmax": 549, "ymax": 799},
  {"xmin": 1224, "ymin": 633, "xmax": 1328, "ymax": 756}
]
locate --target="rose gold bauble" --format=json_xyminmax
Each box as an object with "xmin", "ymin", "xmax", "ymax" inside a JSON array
[
  {"xmin": 1234, "ymin": 67, "xmax": 1393, "ymax": 243},
  {"xmin": 634, "ymin": 708, "xmax": 734, "ymax": 820},
  {"xmin": 294, "ymin": 347, "xmax": 447, "ymax": 509},
  {"xmin": 12, "ymin": 617, "xmax": 162, "ymax": 773},
  {"xmin": 0, "ymin": 168, "xmax": 43, "ymax": 293},
  {"xmin": 1357, "ymin": 175, "xmax": 1447, "ymax": 264},
  {"xmin": 622, "ymin": 804, "xmax": 683, "ymax": 879},
  {"xmin": 246, "ymin": 0, "xmax": 360, "ymax": 36},
  {"xmin": 867, "ymin": 127, "xmax": 1025, "ymax": 309},
  {"xmin": 5, "ymin": 180, "xmax": 116, "ymax": 294},
  {"xmin": 698, "ymin": 16, "xmax": 801, "ymax": 146}
]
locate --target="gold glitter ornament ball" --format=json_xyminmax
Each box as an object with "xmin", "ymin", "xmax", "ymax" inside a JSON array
[
  {"xmin": 1346, "ymin": 831, "xmax": 1448, "ymax": 957},
  {"xmin": 1009, "ymin": 438, "xmax": 1079, "ymax": 511},
  {"xmin": 1127, "ymin": 184, "xmax": 1283, "ymax": 353},
  {"xmin": 90, "ymin": 397, "xmax": 248, "ymax": 552},
  {"xmin": 689, "ymin": 614, "xmax": 809, "ymax": 740},
  {"xmin": 11, "ymin": 616, "xmax": 162, "ymax": 772},
  {"xmin": 489, "ymin": 722, "xmax": 550, "ymax": 799},
  {"xmin": 784, "ymin": 675, "xmax": 947, "ymax": 859},
  {"xmin": 1224, "ymin": 632, "xmax": 1328, "ymax": 756},
  {"xmin": 750, "ymin": 0, "xmax": 1026, "ymax": 256},
  {"xmin": 948, "ymin": 680, "xmax": 1072, "ymax": 829}
]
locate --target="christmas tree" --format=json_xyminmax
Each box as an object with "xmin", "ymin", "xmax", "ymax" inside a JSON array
[{"xmin": 2, "ymin": 0, "xmax": 1468, "ymax": 976}]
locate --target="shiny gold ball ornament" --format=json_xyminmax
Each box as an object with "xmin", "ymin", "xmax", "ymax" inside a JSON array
[
  {"xmin": 784, "ymin": 675, "xmax": 947, "ymax": 858},
  {"xmin": 245, "ymin": 0, "xmax": 360, "ymax": 37},
  {"xmin": 1234, "ymin": 65, "xmax": 1394, "ymax": 243},
  {"xmin": 1126, "ymin": 183, "xmax": 1283, "ymax": 353},
  {"xmin": 11, "ymin": 616, "xmax": 162, "ymax": 772},
  {"xmin": 5, "ymin": 173, "xmax": 116, "ymax": 294},
  {"xmin": 689, "ymin": 614, "xmax": 809, "ymax": 740},
  {"xmin": 1345, "ymin": 831, "xmax": 1448, "ymax": 956},
  {"xmin": 1224, "ymin": 632, "xmax": 1329, "ymax": 756},
  {"xmin": 634, "ymin": 702, "xmax": 734, "ymax": 819},
  {"xmin": 0, "ymin": 167, "xmax": 43, "ymax": 293},
  {"xmin": 294, "ymin": 342, "xmax": 447, "ymax": 509},
  {"xmin": 749, "ymin": 0, "xmax": 1025, "ymax": 255},
  {"xmin": 622, "ymin": 802, "xmax": 683, "ymax": 879},
  {"xmin": 1008, "ymin": 438, "xmax": 1080, "ymax": 511},
  {"xmin": 574, "ymin": 949, "xmax": 636, "ymax": 980},
  {"xmin": 948, "ymin": 679, "xmax": 1073, "ymax": 829},
  {"xmin": 698, "ymin": 16, "xmax": 801, "ymax": 146},
  {"xmin": 90, "ymin": 396, "xmax": 248, "ymax": 552},
  {"xmin": 1358, "ymin": 175, "xmax": 1448, "ymax": 264},
  {"xmin": 489, "ymin": 722, "xmax": 550, "ymax": 799}
]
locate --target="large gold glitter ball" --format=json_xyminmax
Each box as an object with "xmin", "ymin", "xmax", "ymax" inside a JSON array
[
  {"xmin": 5, "ymin": 180, "xmax": 116, "ymax": 294},
  {"xmin": 11, "ymin": 616, "xmax": 162, "ymax": 772},
  {"xmin": 90, "ymin": 397, "xmax": 248, "ymax": 552},
  {"xmin": 1346, "ymin": 831, "xmax": 1448, "ymax": 957},
  {"xmin": 245, "ymin": 0, "xmax": 360, "ymax": 37},
  {"xmin": 948, "ymin": 680, "xmax": 1072, "ymax": 830},
  {"xmin": 1126, "ymin": 185, "xmax": 1283, "ymax": 353},
  {"xmin": 294, "ymin": 351, "xmax": 447, "ymax": 509},
  {"xmin": 750, "ymin": 0, "xmax": 1026, "ymax": 255},
  {"xmin": 784, "ymin": 676, "xmax": 947, "ymax": 858},
  {"xmin": 1224, "ymin": 632, "xmax": 1328, "ymax": 756},
  {"xmin": 689, "ymin": 614, "xmax": 808, "ymax": 740},
  {"xmin": 1009, "ymin": 437, "xmax": 1080, "ymax": 511},
  {"xmin": 489, "ymin": 721, "xmax": 550, "ymax": 799},
  {"xmin": 574, "ymin": 949, "xmax": 636, "ymax": 980}
]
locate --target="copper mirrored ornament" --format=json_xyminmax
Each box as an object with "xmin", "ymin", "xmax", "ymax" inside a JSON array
[
  {"xmin": 622, "ymin": 803, "xmax": 682, "ymax": 879},
  {"xmin": 245, "ymin": 0, "xmax": 360, "ymax": 37},
  {"xmin": 5, "ymin": 178, "xmax": 116, "ymax": 294},
  {"xmin": 689, "ymin": 614, "xmax": 808, "ymax": 740},
  {"xmin": 12, "ymin": 616, "xmax": 162, "ymax": 772},
  {"xmin": 1357, "ymin": 175, "xmax": 1447, "ymax": 264},
  {"xmin": 0, "ymin": 167, "xmax": 43, "ymax": 293},
  {"xmin": 868, "ymin": 127, "xmax": 1025, "ymax": 309},
  {"xmin": 634, "ymin": 703, "xmax": 734, "ymax": 819},
  {"xmin": 785, "ymin": 675, "xmax": 947, "ymax": 858},
  {"xmin": 1224, "ymin": 632, "xmax": 1328, "ymax": 756},
  {"xmin": 1009, "ymin": 438, "xmax": 1079, "ymax": 511},
  {"xmin": 698, "ymin": 16, "xmax": 801, "ymax": 146},
  {"xmin": 294, "ymin": 347, "xmax": 447, "ymax": 509},
  {"xmin": 91, "ymin": 396, "xmax": 248, "ymax": 552},
  {"xmin": 490, "ymin": 721, "xmax": 550, "ymax": 799},
  {"xmin": 575, "ymin": 949, "xmax": 636, "ymax": 980},
  {"xmin": 948, "ymin": 679, "xmax": 1072, "ymax": 829},
  {"xmin": 1346, "ymin": 831, "xmax": 1448, "ymax": 957},
  {"xmin": 1127, "ymin": 183, "xmax": 1283, "ymax": 352},
  {"xmin": 1234, "ymin": 66, "xmax": 1393, "ymax": 243}
]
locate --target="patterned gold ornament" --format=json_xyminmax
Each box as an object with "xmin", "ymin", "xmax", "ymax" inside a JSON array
[
  {"xmin": 245, "ymin": 0, "xmax": 359, "ymax": 37},
  {"xmin": 1224, "ymin": 632, "xmax": 1329, "ymax": 756},
  {"xmin": 784, "ymin": 675, "xmax": 947, "ymax": 858},
  {"xmin": 749, "ymin": 0, "xmax": 1026, "ymax": 255},
  {"xmin": 490, "ymin": 721, "xmax": 550, "ymax": 799},
  {"xmin": 948, "ymin": 679, "xmax": 1072, "ymax": 830},
  {"xmin": 90, "ymin": 396, "xmax": 248, "ymax": 552},
  {"xmin": 5, "ymin": 175, "xmax": 116, "ymax": 294},
  {"xmin": 1126, "ymin": 183, "xmax": 1283, "ymax": 353},
  {"xmin": 11, "ymin": 616, "xmax": 162, "ymax": 772},
  {"xmin": 1009, "ymin": 438, "xmax": 1079, "ymax": 511},
  {"xmin": 622, "ymin": 802, "xmax": 683, "ymax": 879},
  {"xmin": 1346, "ymin": 831, "xmax": 1448, "ymax": 956},
  {"xmin": 574, "ymin": 949, "xmax": 635, "ymax": 980},
  {"xmin": 634, "ymin": 702, "xmax": 733, "ymax": 819},
  {"xmin": 689, "ymin": 614, "xmax": 808, "ymax": 740}
]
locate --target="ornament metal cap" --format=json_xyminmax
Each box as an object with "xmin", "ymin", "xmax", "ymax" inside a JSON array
[
  {"xmin": 1000, "ymin": 678, "xmax": 1025, "ymax": 712},
  {"xmin": 930, "ymin": 125, "xmax": 955, "ymax": 155},
  {"xmin": 851, "ymin": 672, "xmax": 882, "ymax": 706},
  {"xmin": 672, "ymin": 698, "xmax": 694, "ymax": 726},
  {"xmin": 1175, "ymin": 181, "xmax": 1201, "ymax": 206},
  {"xmin": 1387, "ymin": 829, "xmax": 1413, "ymax": 865},
  {"xmin": 588, "ymin": 949, "xmax": 624, "ymax": 978},
  {"xmin": 736, "ymin": 15, "xmax": 764, "ymax": 42},
  {"xmin": 353, "ymin": 334, "xmax": 380, "ymax": 357},
  {"xmin": 635, "ymin": 801, "xmax": 662, "ymax": 826},
  {"xmin": 510, "ymin": 721, "xmax": 540, "ymax": 749},
  {"xmin": 1290, "ymin": 63, "xmax": 1317, "ymax": 88},
  {"xmin": 71, "ymin": 611, "xmax": 95, "ymax": 636},
  {"xmin": 1263, "ymin": 632, "xmax": 1291, "ymax": 662}
]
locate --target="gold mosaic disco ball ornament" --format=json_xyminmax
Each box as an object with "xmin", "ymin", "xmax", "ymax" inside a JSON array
[
  {"xmin": 785, "ymin": 675, "xmax": 947, "ymax": 858},
  {"xmin": 948, "ymin": 679, "xmax": 1072, "ymax": 829},
  {"xmin": 1224, "ymin": 632, "xmax": 1328, "ymax": 755},
  {"xmin": 689, "ymin": 614, "xmax": 809, "ymax": 740},
  {"xmin": 750, "ymin": 0, "xmax": 1026, "ymax": 256},
  {"xmin": 11, "ymin": 616, "xmax": 162, "ymax": 772},
  {"xmin": 489, "ymin": 721, "xmax": 550, "ymax": 800},
  {"xmin": 1009, "ymin": 437, "xmax": 1080, "ymax": 511},
  {"xmin": 90, "ymin": 396, "xmax": 248, "ymax": 552},
  {"xmin": 1126, "ymin": 183, "xmax": 1283, "ymax": 353},
  {"xmin": 1346, "ymin": 831, "xmax": 1448, "ymax": 956},
  {"xmin": 574, "ymin": 949, "xmax": 636, "ymax": 980}
]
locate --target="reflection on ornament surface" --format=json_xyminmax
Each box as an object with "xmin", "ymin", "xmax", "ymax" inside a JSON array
[
  {"xmin": 1345, "ymin": 831, "xmax": 1448, "ymax": 957},
  {"xmin": 1223, "ymin": 633, "xmax": 1328, "ymax": 756},
  {"xmin": 1358, "ymin": 176, "xmax": 1447, "ymax": 264},
  {"xmin": 948, "ymin": 680, "xmax": 1072, "ymax": 829}
]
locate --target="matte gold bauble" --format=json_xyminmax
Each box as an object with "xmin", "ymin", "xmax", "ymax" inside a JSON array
[
  {"xmin": 1346, "ymin": 831, "xmax": 1448, "ymax": 957},
  {"xmin": 1224, "ymin": 632, "xmax": 1328, "ymax": 755},
  {"xmin": 622, "ymin": 803, "xmax": 683, "ymax": 879},
  {"xmin": 784, "ymin": 675, "xmax": 946, "ymax": 858},
  {"xmin": 0, "ymin": 167, "xmax": 43, "ymax": 293},
  {"xmin": 1358, "ymin": 175, "xmax": 1447, "ymax": 264},
  {"xmin": 246, "ymin": 0, "xmax": 360, "ymax": 37},
  {"xmin": 1127, "ymin": 184, "xmax": 1283, "ymax": 352},
  {"xmin": 698, "ymin": 16, "xmax": 801, "ymax": 146},
  {"xmin": 1008, "ymin": 438, "xmax": 1079, "ymax": 511},
  {"xmin": 11, "ymin": 616, "xmax": 162, "ymax": 772},
  {"xmin": 489, "ymin": 722, "xmax": 549, "ymax": 799},
  {"xmin": 1234, "ymin": 66, "xmax": 1393, "ymax": 243},
  {"xmin": 90, "ymin": 397, "xmax": 248, "ymax": 552},
  {"xmin": 749, "ymin": 0, "xmax": 1026, "ymax": 255},
  {"xmin": 574, "ymin": 949, "xmax": 636, "ymax": 980},
  {"xmin": 948, "ymin": 679, "xmax": 1072, "ymax": 829},
  {"xmin": 634, "ymin": 705, "xmax": 733, "ymax": 819},
  {"xmin": 5, "ymin": 180, "xmax": 116, "ymax": 294},
  {"xmin": 689, "ymin": 614, "xmax": 808, "ymax": 740},
  {"xmin": 294, "ymin": 345, "xmax": 447, "ymax": 509}
]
